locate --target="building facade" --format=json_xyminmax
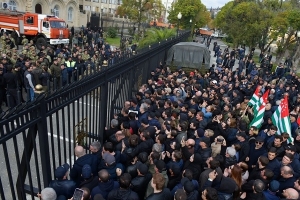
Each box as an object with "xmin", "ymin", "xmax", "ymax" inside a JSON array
[
  {"xmin": 0, "ymin": 0, "xmax": 120, "ymax": 27},
  {"xmin": 161, "ymin": 0, "xmax": 173, "ymax": 23}
]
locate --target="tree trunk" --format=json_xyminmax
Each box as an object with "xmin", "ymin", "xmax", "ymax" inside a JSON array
[
  {"xmin": 293, "ymin": 43, "xmax": 300, "ymax": 73},
  {"xmin": 276, "ymin": 31, "xmax": 294, "ymax": 63}
]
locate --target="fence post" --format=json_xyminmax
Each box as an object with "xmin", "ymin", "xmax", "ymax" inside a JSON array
[
  {"xmin": 98, "ymin": 72, "xmax": 108, "ymax": 144},
  {"xmin": 36, "ymin": 94, "xmax": 52, "ymax": 187}
]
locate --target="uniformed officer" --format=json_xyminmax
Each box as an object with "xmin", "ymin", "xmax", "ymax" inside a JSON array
[
  {"xmin": 82, "ymin": 50, "xmax": 90, "ymax": 61},
  {"xmin": 21, "ymin": 35, "xmax": 28, "ymax": 46},
  {"xmin": 65, "ymin": 56, "xmax": 76, "ymax": 81},
  {"xmin": 50, "ymin": 57, "xmax": 61, "ymax": 89}
]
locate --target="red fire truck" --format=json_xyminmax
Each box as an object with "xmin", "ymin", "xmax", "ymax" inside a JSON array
[{"xmin": 0, "ymin": 9, "xmax": 69, "ymax": 49}]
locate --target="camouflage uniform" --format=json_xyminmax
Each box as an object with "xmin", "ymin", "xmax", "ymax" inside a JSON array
[
  {"xmin": 82, "ymin": 53, "xmax": 90, "ymax": 61},
  {"xmin": 0, "ymin": 35, "xmax": 5, "ymax": 47},
  {"xmin": 21, "ymin": 36, "xmax": 28, "ymax": 46}
]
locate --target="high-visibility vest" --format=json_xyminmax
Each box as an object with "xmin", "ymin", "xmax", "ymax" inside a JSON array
[{"xmin": 65, "ymin": 61, "xmax": 76, "ymax": 68}]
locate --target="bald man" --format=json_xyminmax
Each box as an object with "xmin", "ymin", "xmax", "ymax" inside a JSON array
[
  {"xmin": 282, "ymin": 188, "xmax": 299, "ymax": 199},
  {"xmin": 181, "ymin": 138, "xmax": 196, "ymax": 162},
  {"xmin": 70, "ymin": 145, "xmax": 98, "ymax": 185}
]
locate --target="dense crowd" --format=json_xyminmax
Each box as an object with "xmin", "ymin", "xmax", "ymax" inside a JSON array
[
  {"xmin": 37, "ymin": 40, "xmax": 300, "ymax": 200},
  {"xmin": 0, "ymin": 27, "xmax": 136, "ymax": 112}
]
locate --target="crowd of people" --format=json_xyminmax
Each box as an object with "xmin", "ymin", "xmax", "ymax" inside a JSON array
[
  {"xmin": 0, "ymin": 27, "xmax": 137, "ymax": 112},
  {"xmin": 38, "ymin": 38, "xmax": 300, "ymax": 200}
]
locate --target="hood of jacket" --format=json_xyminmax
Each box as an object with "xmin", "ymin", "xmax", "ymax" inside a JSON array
[{"xmin": 99, "ymin": 179, "xmax": 116, "ymax": 192}]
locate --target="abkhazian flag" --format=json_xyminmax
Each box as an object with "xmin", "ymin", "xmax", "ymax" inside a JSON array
[
  {"xmin": 249, "ymin": 89, "xmax": 269, "ymax": 128},
  {"xmin": 248, "ymin": 86, "xmax": 261, "ymax": 114},
  {"xmin": 271, "ymin": 96, "xmax": 293, "ymax": 143}
]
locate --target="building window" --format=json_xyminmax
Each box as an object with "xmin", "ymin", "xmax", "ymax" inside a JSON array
[
  {"xmin": 8, "ymin": 0, "xmax": 17, "ymax": 10},
  {"xmin": 93, "ymin": 0, "xmax": 99, "ymax": 2},
  {"xmin": 68, "ymin": 7, "xmax": 73, "ymax": 21},
  {"xmin": 101, "ymin": 0, "xmax": 106, "ymax": 3},
  {"xmin": 53, "ymin": 5, "xmax": 59, "ymax": 17}
]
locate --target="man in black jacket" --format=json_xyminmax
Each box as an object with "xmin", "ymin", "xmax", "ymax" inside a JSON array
[
  {"xmin": 131, "ymin": 163, "xmax": 152, "ymax": 199},
  {"xmin": 79, "ymin": 164, "xmax": 98, "ymax": 192},
  {"xmin": 107, "ymin": 173, "xmax": 139, "ymax": 200},
  {"xmin": 236, "ymin": 131, "xmax": 250, "ymax": 162},
  {"xmin": 197, "ymin": 137, "xmax": 212, "ymax": 170},
  {"xmin": 146, "ymin": 173, "xmax": 172, "ymax": 200},
  {"xmin": 128, "ymin": 130, "xmax": 154, "ymax": 158},
  {"xmin": 3, "ymin": 65, "xmax": 19, "ymax": 107}
]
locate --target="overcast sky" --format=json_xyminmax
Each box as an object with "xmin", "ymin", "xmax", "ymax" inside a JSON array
[{"xmin": 202, "ymin": 0, "xmax": 230, "ymax": 8}]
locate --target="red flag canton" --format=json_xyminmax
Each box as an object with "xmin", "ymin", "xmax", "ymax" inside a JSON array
[{"xmin": 281, "ymin": 96, "xmax": 289, "ymax": 118}]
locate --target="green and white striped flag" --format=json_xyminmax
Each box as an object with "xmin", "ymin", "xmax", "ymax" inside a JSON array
[
  {"xmin": 249, "ymin": 89, "xmax": 269, "ymax": 128},
  {"xmin": 248, "ymin": 86, "xmax": 261, "ymax": 114},
  {"xmin": 271, "ymin": 96, "xmax": 293, "ymax": 143}
]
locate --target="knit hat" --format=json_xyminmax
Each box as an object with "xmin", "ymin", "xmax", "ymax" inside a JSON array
[
  {"xmin": 103, "ymin": 153, "xmax": 115, "ymax": 165},
  {"xmin": 269, "ymin": 180, "xmax": 280, "ymax": 192}
]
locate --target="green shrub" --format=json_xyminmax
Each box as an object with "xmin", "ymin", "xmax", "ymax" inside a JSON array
[{"xmin": 107, "ymin": 27, "xmax": 117, "ymax": 38}]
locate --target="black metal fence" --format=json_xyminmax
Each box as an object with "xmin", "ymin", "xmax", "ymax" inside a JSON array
[{"xmin": 0, "ymin": 31, "xmax": 190, "ymax": 199}]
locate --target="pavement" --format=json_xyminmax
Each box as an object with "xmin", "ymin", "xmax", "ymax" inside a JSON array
[{"xmin": 195, "ymin": 36, "xmax": 277, "ymax": 71}]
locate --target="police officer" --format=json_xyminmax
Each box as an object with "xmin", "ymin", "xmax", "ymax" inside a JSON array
[{"xmin": 65, "ymin": 56, "xmax": 76, "ymax": 81}]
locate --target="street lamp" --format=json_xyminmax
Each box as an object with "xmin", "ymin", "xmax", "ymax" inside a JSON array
[
  {"xmin": 189, "ymin": 19, "xmax": 193, "ymax": 38},
  {"xmin": 177, "ymin": 12, "xmax": 182, "ymax": 37}
]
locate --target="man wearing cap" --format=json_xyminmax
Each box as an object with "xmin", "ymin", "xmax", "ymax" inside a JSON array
[
  {"xmin": 130, "ymin": 163, "xmax": 152, "ymax": 200},
  {"xmin": 102, "ymin": 152, "xmax": 123, "ymax": 181},
  {"xmin": 50, "ymin": 58, "xmax": 61, "ymax": 89},
  {"xmin": 262, "ymin": 180, "xmax": 280, "ymax": 200},
  {"xmin": 246, "ymin": 136, "xmax": 266, "ymax": 169},
  {"xmin": 79, "ymin": 164, "xmax": 99, "ymax": 192},
  {"xmin": 69, "ymin": 146, "xmax": 98, "ymax": 185},
  {"xmin": 183, "ymin": 177, "xmax": 199, "ymax": 199},
  {"xmin": 49, "ymin": 163, "xmax": 76, "ymax": 199}
]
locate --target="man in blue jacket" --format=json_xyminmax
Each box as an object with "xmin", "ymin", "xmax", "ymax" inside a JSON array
[
  {"xmin": 91, "ymin": 169, "xmax": 119, "ymax": 199},
  {"xmin": 49, "ymin": 163, "xmax": 76, "ymax": 199},
  {"xmin": 70, "ymin": 146, "xmax": 98, "ymax": 186}
]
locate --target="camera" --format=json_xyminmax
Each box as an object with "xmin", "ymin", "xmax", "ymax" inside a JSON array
[{"xmin": 217, "ymin": 138, "xmax": 224, "ymax": 143}]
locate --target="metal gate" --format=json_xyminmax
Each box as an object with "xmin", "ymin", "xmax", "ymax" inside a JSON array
[{"xmin": 0, "ymin": 31, "xmax": 190, "ymax": 199}]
